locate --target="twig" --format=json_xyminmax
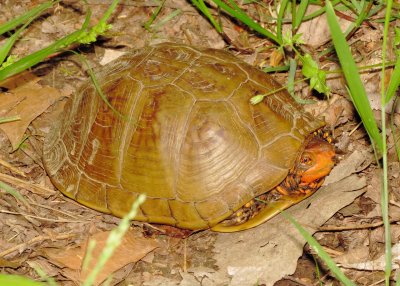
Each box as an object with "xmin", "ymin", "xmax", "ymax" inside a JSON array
[
  {"xmin": 0, "ymin": 233, "xmax": 76, "ymax": 258},
  {"xmin": 0, "ymin": 158, "xmax": 26, "ymax": 177},
  {"xmin": 0, "ymin": 209, "xmax": 86, "ymax": 223},
  {"xmin": 318, "ymin": 218, "xmax": 400, "ymax": 231},
  {"xmin": 0, "ymin": 172, "xmax": 56, "ymax": 196}
]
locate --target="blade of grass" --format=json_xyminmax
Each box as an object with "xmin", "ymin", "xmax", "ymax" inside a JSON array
[
  {"xmin": 32, "ymin": 264, "xmax": 58, "ymax": 286},
  {"xmin": 390, "ymin": 96, "xmax": 400, "ymax": 161},
  {"xmin": 0, "ymin": 274, "xmax": 45, "ymax": 286},
  {"xmin": 0, "ymin": 0, "xmax": 120, "ymax": 81},
  {"xmin": 143, "ymin": 0, "xmax": 166, "ymax": 31},
  {"xmin": 293, "ymin": 0, "xmax": 309, "ymax": 30},
  {"xmin": 325, "ymin": 0, "xmax": 383, "ymax": 153},
  {"xmin": 287, "ymin": 58, "xmax": 315, "ymax": 104},
  {"xmin": 284, "ymin": 213, "xmax": 356, "ymax": 286},
  {"xmin": 0, "ymin": 1, "xmax": 56, "ymax": 35},
  {"xmin": 212, "ymin": 0, "xmax": 281, "ymax": 44},
  {"xmin": 302, "ymin": 0, "xmax": 342, "ymax": 21},
  {"xmin": 191, "ymin": 0, "xmax": 223, "ymax": 33},
  {"xmin": 0, "ymin": 13, "xmax": 38, "ymax": 65},
  {"xmin": 76, "ymin": 53, "xmax": 127, "ymax": 121},
  {"xmin": 276, "ymin": 0, "xmax": 289, "ymax": 43},
  {"xmin": 0, "ymin": 11, "xmax": 91, "ymax": 81},
  {"xmin": 82, "ymin": 194, "xmax": 145, "ymax": 286},
  {"xmin": 0, "ymin": 116, "xmax": 20, "ymax": 124},
  {"xmin": 380, "ymin": 1, "xmax": 393, "ymax": 285},
  {"xmin": 385, "ymin": 56, "xmax": 400, "ymax": 104},
  {"xmin": 0, "ymin": 181, "xmax": 28, "ymax": 206},
  {"xmin": 151, "ymin": 9, "xmax": 182, "ymax": 31}
]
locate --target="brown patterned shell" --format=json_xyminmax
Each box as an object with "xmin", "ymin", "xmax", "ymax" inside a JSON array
[{"xmin": 43, "ymin": 43, "xmax": 323, "ymax": 230}]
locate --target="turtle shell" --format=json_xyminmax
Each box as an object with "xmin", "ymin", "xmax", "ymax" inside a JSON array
[{"xmin": 43, "ymin": 42, "xmax": 324, "ymax": 230}]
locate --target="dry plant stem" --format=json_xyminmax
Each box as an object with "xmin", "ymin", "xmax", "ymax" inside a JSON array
[
  {"xmin": 0, "ymin": 172, "xmax": 56, "ymax": 195},
  {"xmin": 0, "ymin": 209, "xmax": 86, "ymax": 223},
  {"xmin": 390, "ymin": 199, "xmax": 400, "ymax": 209},
  {"xmin": 318, "ymin": 218, "xmax": 400, "ymax": 231},
  {"xmin": 2, "ymin": 195, "xmax": 39, "ymax": 225},
  {"xmin": 322, "ymin": 246, "xmax": 344, "ymax": 257},
  {"xmin": 369, "ymin": 278, "xmax": 386, "ymax": 286},
  {"xmin": 142, "ymin": 222, "xmax": 166, "ymax": 233},
  {"xmin": 29, "ymin": 202, "xmax": 82, "ymax": 219},
  {"xmin": 0, "ymin": 158, "xmax": 26, "ymax": 177},
  {"xmin": 0, "ymin": 233, "xmax": 76, "ymax": 258},
  {"xmin": 348, "ymin": 121, "xmax": 363, "ymax": 136}
]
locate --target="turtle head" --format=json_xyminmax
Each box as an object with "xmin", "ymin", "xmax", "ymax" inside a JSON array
[{"xmin": 298, "ymin": 136, "xmax": 335, "ymax": 185}]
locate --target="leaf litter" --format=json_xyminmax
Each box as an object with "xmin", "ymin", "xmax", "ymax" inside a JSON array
[
  {"xmin": 0, "ymin": 72, "xmax": 68, "ymax": 150},
  {"xmin": 0, "ymin": 1, "xmax": 398, "ymax": 285}
]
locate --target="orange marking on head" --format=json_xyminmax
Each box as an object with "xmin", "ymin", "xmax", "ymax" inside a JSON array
[{"xmin": 299, "ymin": 136, "xmax": 335, "ymax": 184}]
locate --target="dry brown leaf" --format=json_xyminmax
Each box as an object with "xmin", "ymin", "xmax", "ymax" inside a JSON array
[
  {"xmin": 44, "ymin": 230, "xmax": 159, "ymax": 285},
  {"xmin": 0, "ymin": 257, "xmax": 23, "ymax": 268},
  {"xmin": 211, "ymin": 150, "xmax": 368, "ymax": 286},
  {"xmin": 99, "ymin": 49, "xmax": 126, "ymax": 66},
  {"xmin": 0, "ymin": 72, "xmax": 67, "ymax": 150},
  {"xmin": 296, "ymin": 5, "xmax": 353, "ymax": 47},
  {"xmin": 336, "ymin": 243, "xmax": 400, "ymax": 271},
  {"xmin": 269, "ymin": 49, "xmax": 284, "ymax": 67}
]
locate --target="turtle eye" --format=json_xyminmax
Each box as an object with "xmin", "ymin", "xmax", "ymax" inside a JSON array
[{"xmin": 301, "ymin": 155, "xmax": 313, "ymax": 165}]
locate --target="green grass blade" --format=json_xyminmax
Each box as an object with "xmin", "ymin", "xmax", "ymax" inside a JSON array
[
  {"xmin": 0, "ymin": 29, "xmax": 84, "ymax": 81},
  {"xmin": 98, "ymin": 0, "xmax": 120, "ymax": 25},
  {"xmin": 211, "ymin": 0, "xmax": 281, "ymax": 44},
  {"xmin": 0, "ymin": 180, "xmax": 31, "ymax": 211},
  {"xmin": 0, "ymin": 0, "xmax": 120, "ymax": 82},
  {"xmin": 0, "ymin": 1, "xmax": 55, "ymax": 35},
  {"xmin": 0, "ymin": 181, "xmax": 28, "ymax": 206},
  {"xmin": 325, "ymin": 0, "xmax": 383, "ymax": 153},
  {"xmin": 77, "ymin": 53, "xmax": 127, "ymax": 120},
  {"xmin": 0, "ymin": 14, "xmax": 37, "ymax": 65},
  {"xmin": 31, "ymin": 265, "xmax": 58, "ymax": 286},
  {"xmin": 143, "ymin": 0, "xmax": 166, "ymax": 31},
  {"xmin": 397, "ymin": 271, "xmax": 400, "ymax": 286},
  {"xmin": 380, "ymin": 1, "xmax": 393, "ymax": 285},
  {"xmin": 0, "ymin": 8, "xmax": 91, "ymax": 81},
  {"xmin": 294, "ymin": 0, "xmax": 309, "ymax": 30},
  {"xmin": 284, "ymin": 214, "xmax": 356, "ymax": 286},
  {"xmin": 385, "ymin": 56, "xmax": 400, "ymax": 103},
  {"xmin": 152, "ymin": 9, "xmax": 182, "ymax": 31},
  {"xmin": 191, "ymin": 0, "xmax": 223, "ymax": 33},
  {"xmin": 276, "ymin": 0, "xmax": 289, "ymax": 43},
  {"xmin": 0, "ymin": 116, "xmax": 20, "ymax": 124},
  {"xmin": 0, "ymin": 274, "xmax": 45, "ymax": 286},
  {"xmin": 82, "ymin": 194, "xmax": 145, "ymax": 286},
  {"xmin": 390, "ymin": 96, "xmax": 400, "ymax": 161}
]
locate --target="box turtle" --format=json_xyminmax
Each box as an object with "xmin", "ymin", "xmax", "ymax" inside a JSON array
[{"xmin": 43, "ymin": 42, "xmax": 335, "ymax": 232}]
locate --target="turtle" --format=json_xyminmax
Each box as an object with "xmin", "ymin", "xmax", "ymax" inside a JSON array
[{"xmin": 43, "ymin": 42, "xmax": 335, "ymax": 232}]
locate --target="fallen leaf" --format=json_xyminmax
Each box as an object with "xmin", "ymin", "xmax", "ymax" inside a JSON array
[
  {"xmin": 0, "ymin": 257, "xmax": 23, "ymax": 269},
  {"xmin": 296, "ymin": 5, "xmax": 352, "ymax": 48},
  {"xmin": 0, "ymin": 72, "xmax": 67, "ymax": 150},
  {"xmin": 44, "ymin": 230, "xmax": 159, "ymax": 285},
  {"xmin": 336, "ymin": 243, "xmax": 400, "ymax": 271},
  {"xmin": 27, "ymin": 258, "xmax": 60, "ymax": 277},
  {"xmin": 325, "ymin": 149, "xmax": 374, "ymax": 185},
  {"xmin": 211, "ymin": 150, "xmax": 368, "ymax": 286},
  {"xmin": 99, "ymin": 49, "xmax": 126, "ymax": 66}
]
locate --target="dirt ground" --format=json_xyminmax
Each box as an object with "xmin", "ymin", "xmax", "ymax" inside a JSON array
[{"xmin": 0, "ymin": 1, "xmax": 399, "ymax": 285}]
